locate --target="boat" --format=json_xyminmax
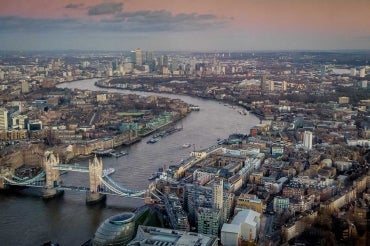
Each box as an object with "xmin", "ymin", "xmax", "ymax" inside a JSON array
[
  {"xmin": 148, "ymin": 172, "xmax": 159, "ymax": 180},
  {"xmin": 60, "ymin": 170, "xmax": 68, "ymax": 176},
  {"xmin": 217, "ymin": 138, "xmax": 225, "ymax": 145},
  {"xmin": 102, "ymin": 168, "xmax": 115, "ymax": 177},
  {"xmin": 92, "ymin": 148, "xmax": 114, "ymax": 157},
  {"xmin": 111, "ymin": 151, "xmax": 128, "ymax": 158},
  {"xmin": 182, "ymin": 143, "xmax": 192, "ymax": 148},
  {"xmin": 239, "ymin": 109, "xmax": 248, "ymax": 115},
  {"xmin": 147, "ymin": 138, "xmax": 159, "ymax": 144},
  {"xmin": 189, "ymin": 105, "xmax": 200, "ymax": 111},
  {"xmin": 148, "ymin": 167, "xmax": 165, "ymax": 180},
  {"xmin": 119, "ymin": 151, "xmax": 128, "ymax": 156}
]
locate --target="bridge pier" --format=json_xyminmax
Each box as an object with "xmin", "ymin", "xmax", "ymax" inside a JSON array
[
  {"xmin": 86, "ymin": 156, "xmax": 106, "ymax": 205},
  {"xmin": 86, "ymin": 192, "xmax": 106, "ymax": 205},
  {"xmin": 43, "ymin": 151, "xmax": 62, "ymax": 200},
  {"xmin": 42, "ymin": 187, "xmax": 64, "ymax": 199}
]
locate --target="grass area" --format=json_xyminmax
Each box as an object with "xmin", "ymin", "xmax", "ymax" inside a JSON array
[
  {"xmin": 144, "ymin": 211, "xmax": 162, "ymax": 227},
  {"xmin": 135, "ymin": 209, "xmax": 150, "ymax": 226},
  {"xmin": 134, "ymin": 207, "xmax": 163, "ymax": 229},
  {"xmin": 116, "ymin": 112, "xmax": 145, "ymax": 117}
]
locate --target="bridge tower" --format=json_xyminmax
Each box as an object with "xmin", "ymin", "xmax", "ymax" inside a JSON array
[
  {"xmin": 86, "ymin": 155, "xmax": 106, "ymax": 204},
  {"xmin": 43, "ymin": 151, "xmax": 62, "ymax": 199}
]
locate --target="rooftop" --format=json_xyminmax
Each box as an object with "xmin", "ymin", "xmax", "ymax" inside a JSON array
[{"xmin": 128, "ymin": 226, "xmax": 218, "ymax": 246}]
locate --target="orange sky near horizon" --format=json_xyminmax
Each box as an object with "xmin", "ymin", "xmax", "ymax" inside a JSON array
[
  {"xmin": 0, "ymin": 0, "xmax": 369, "ymax": 51},
  {"xmin": 1, "ymin": 0, "xmax": 369, "ymax": 35}
]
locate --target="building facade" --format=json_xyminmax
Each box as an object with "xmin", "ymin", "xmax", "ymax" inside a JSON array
[{"xmin": 0, "ymin": 107, "xmax": 8, "ymax": 130}]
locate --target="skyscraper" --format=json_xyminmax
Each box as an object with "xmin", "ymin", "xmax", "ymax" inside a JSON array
[
  {"xmin": 0, "ymin": 107, "xmax": 8, "ymax": 130},
  {"xmin": 303, "ymin": 131, "xmax": 313, "ymax": 150},
  {"xmin": 135, "ymin": 48, "xmax": 142, "ymax": 66},
  {"xmin": 130, "ymin": 50, "xmax": 136, "ymax": 64},
  {"xmin": 196, "ymin": 207, "xmax": 221, "ymax": 236},
  {"xmin": 212, "ymin": 179, "xmax": 223, "ymax": 210},
  {"xmin": 21, "ymin": 80, "xmax": 29, "ymax": 93},
  {"xmin": 260, "ymin": 75, "xmax": 267, "ymax": 94}
]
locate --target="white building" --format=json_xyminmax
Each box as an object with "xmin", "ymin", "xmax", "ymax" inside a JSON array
[
  {"xmin": 221, "ymin": 209, "xmax": 261, "ymax": 245},
  {"xmin": 303, "ymin": 131, "xmax": 313, "ymax": 150},
  {"xmin": 11, "ymin": 114, "xmax": 28, "ymax": 129},
  {"xmin": 0, "ymin": 107, "xmax": 8, "ymax": 130},
  {"xmin": 359, "ymin": 67, "xmax": 366, "ymax": 78},
  {"xmin": 361, "ymin": 80, "xmax": 368, "ymax": 88}
]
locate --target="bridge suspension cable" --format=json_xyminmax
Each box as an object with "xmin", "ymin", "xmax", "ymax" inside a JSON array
[
  {"xmin": 3, "ymin": 171, "xmax": 46, "ymax": 186},
  {"xmin": 99, "ymin": 176, "xmax": 146, "ymax": 197},
  {"xmin": 102, "ymin": 175, "xmax": 141, "ymax": 193}
]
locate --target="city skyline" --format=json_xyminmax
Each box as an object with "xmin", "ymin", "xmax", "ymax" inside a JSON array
[{"xmin": 1, "ymin": 0, "xmax": 370, "ymax": 51}]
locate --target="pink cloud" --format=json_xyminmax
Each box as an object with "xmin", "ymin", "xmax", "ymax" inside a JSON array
[{"xmin": 0, "ymin": 0, "xmax": 369, "ymax": 36}]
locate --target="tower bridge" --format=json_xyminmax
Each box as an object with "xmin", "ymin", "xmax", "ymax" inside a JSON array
[{"xmin": 0, "ymin": 151, "xmax": 158, "ymax": 204}]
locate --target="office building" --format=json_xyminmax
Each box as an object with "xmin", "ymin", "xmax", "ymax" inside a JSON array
[
  {"xmin": 338, "ymin": 96, "xmax": 350, "ymax": 104},
  {"xmin": 135, "ymin": 48, "xmax": 143, "ymax": 66},
  {"xmin": 196, "ymin": 207, "xmax": 221, "ymax": 236},
  {"xmin": 184, "ymin": 184, "xmax": 213, "ymax": 226},
  {"xmin": 361, "ymin": 80, "xmax": 368, "ymax": 88},
  {"xmin": 212, "ymin": 179, "xmax": 223, "ymax": 210},
  {"xmin": 303, "ymin": 131, "xmax": 313, "ymax": 150},
  {"xmin": 11, "ymin": 114, "xmax": 28, "ymax": 129},
  {"xmin": 273, "ymin": 196, "xmax": 290, "ymax": 213},
  {"xmin": 130, "ymin": 50, "xmax": 136, "ymax": 64},
  {"xmin": 260, "ymin": 75, "xmax": 267, "ymax": 93},
  {"xmin": 359, "ymin": 67, "xmax": 366, "ymax": 78},
  {"xmin": 27, "ymin": 119, "xmax": 42, "ymax": 131},
  {"xmin": 268, "ymin": 80, "xmax": 274, "ymax": 92},
  {"xmin": 21, "ymin": 80, "xmax": 30, "ymax": 93},
  {"xmin": 0, "ymin": 107, "xmax": 8, "ymax": 130},
  {"xmin": 235, "ymin": 194, "xmax": 265, "ymax": 213}
]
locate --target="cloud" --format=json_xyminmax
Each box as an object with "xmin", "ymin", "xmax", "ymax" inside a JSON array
[
  {"xmin": 88, "ymin": 2, "xmax": 123, "ymax": 16},
  {"xmin": 106, "ymin": 10, "xmax": 226, "ymax": 32},
  {"xmin": 65, "ymin": 3, "xmax": 84, "ymax": 9},
  {"xmin": 0, "ymin": 16, "xmax": 84, "ymax": 33},
  {"xmin": 0, "ymin": 9, "xmax": 227, "ymax": 35}
]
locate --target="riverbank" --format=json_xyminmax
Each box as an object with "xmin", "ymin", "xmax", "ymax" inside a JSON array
[{"xmin": 94, "ymin": 79, "xmax": 258, "ymax": 119}]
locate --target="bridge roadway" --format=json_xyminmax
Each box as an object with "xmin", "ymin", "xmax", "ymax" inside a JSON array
[
  {"xmin": 53, "ymin": 164, "xmax": 89, "ymax": 172},
  {"xmin": 1, "ymin": 168, "xmax": 152, "ymax": 199}
]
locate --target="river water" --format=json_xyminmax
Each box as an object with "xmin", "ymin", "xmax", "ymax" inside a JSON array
[{"xmin": 0, "ymin": 78, "xmax": 259, "ymax": 245}]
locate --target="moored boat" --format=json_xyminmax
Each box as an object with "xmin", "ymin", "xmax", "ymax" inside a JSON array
[
  {"xmin": 189, "ymin": 105, "xmax": 200, "ymax": 111},
  {"xmin": 147, "ymin": 138, "xmax": 159, "ymax": 144},
  {"xmin": 182, "ymin": 143, "xmax": 191, "ymax": 148},
  {"xmin": 102, "ymin": 168, "xmax": 115, "ymax": 177},
  {"xmin": 148, "ymin": 173, "xmax": 159, "ymax": 180},
  {"xmin": 111, "ymin": 151, "xmax": 128, "ymax": 158}
]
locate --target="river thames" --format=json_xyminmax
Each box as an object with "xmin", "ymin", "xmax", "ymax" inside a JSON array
[{"xmin": 0, "ymin": 78, "xmax": 259, "ymax": 245}]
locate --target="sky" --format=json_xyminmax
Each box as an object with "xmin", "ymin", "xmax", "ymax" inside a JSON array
[{"xmin": 0, "ymin": 0, "xmax": 370, "ymax": 51}]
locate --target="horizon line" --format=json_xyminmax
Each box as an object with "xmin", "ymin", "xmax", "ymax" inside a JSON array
[{"xmin": 1, "ymin": 48, "xmax": 370, "ymax": 54}]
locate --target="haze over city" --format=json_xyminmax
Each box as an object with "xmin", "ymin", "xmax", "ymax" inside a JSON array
[{"xmin": 1, "ymin": 0, "xmax": 370, "ymax": 51}]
